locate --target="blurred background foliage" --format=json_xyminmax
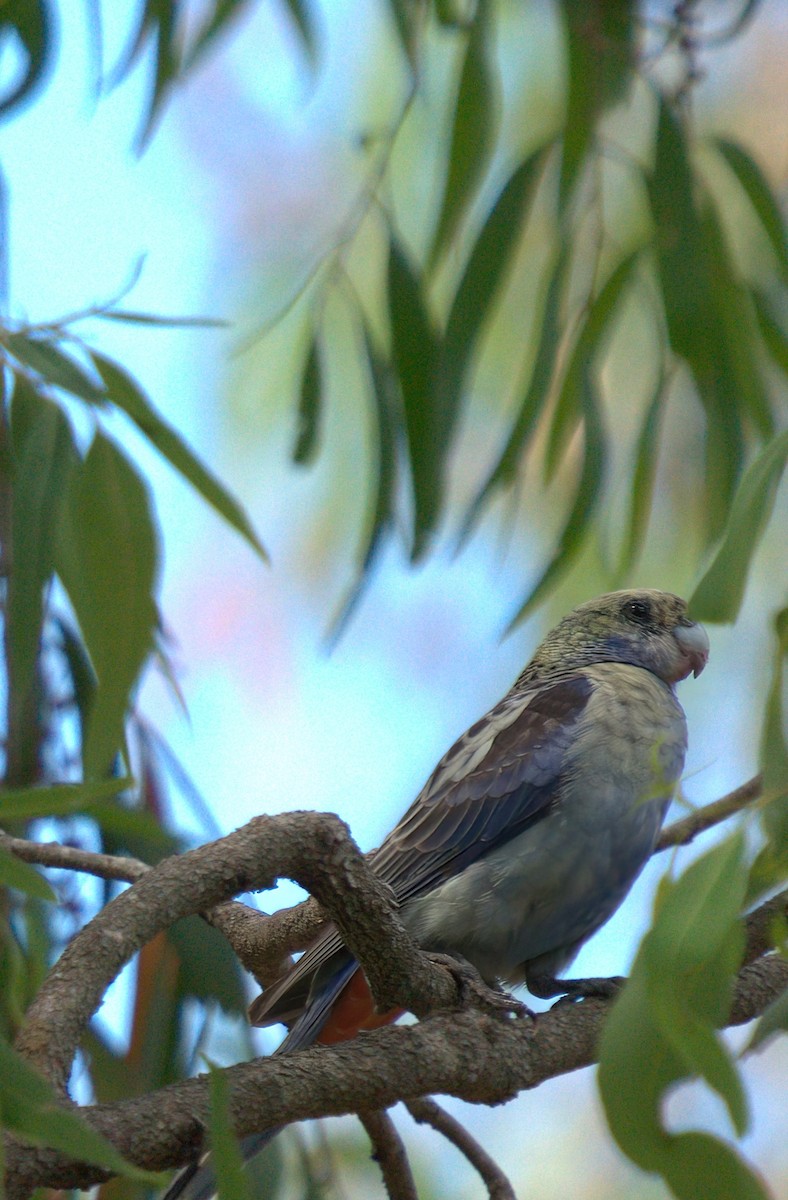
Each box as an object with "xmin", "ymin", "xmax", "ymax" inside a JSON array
[{"xmin": 0, "ymin": 1, "xmax": 786, "ymax": 1198}]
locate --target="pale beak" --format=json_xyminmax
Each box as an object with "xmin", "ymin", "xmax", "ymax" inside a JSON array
[{"xmin": 674, "ymin": 622, "xmax": 710, "ymax": 679}]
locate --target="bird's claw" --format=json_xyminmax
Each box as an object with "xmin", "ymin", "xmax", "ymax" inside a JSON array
[
  {"xmin": 426, "ymin": 952, "xmax": 534, "ymax": 1021},
  {"xmin": 549, "ymin": 975, "xmax": 626, "ymax": 1008}
]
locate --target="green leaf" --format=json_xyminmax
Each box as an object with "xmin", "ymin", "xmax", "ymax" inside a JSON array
[
  {"xmin": 0, "ymin": 847, "xmax": 56, "ymax": 902},
  {"xmin": 5, "ymin": 333, "xmax": 105, "ymax": 402},
  {"xmin": 7, "ymin": 380, "xmax": 78, "ymax": 782},
  {"xmin": 282, "ymin": 0, "xmax": 317, "ymax": 62},
  {"xmin": 387, "ymin": 239, "xmax": 440, "ymax": 558},
  {"xmin": 714, "ymin": 137, "xmax": 788, "ymax": 280},
  {"xmin": 98, "ymin": 309, "xmax": 228, "ymax": 328},
  {"xmin": 689, "ymin": 430, "xmax": 788, "ymax": 622},
  {"xmin": 558, "ymin": 1, "xmax": 637, "ymax": 208},
  {"xmin": 206, "ymin": 1062, "xmax": 254, "ymax": 1200},
  {"xmin": 385, "ymin": 0, "xmax": 419, "ymax": 69},
  {"xmin": 746, "ymin": 986, "xmax": 788, "ymax": 1052},
  {"xmin": 617, "ymin": 365, "xmax": 665, "ymax": 576},
  {"xmin": 54, "ymin": 431, "xmax": 160, "ymax": 777},
  {"xmin": 462, "ymin": 240, "xmax": 569, "ymax": 537},
  {"xmin": 699, "ymin": 200, "xmax": 773, "ymax": 438},
  {"xmin": 753, "ymin": 289, "xmax": 788, "ymax": 378},
  {"xmin": 436, "ymin": 145, "xmax": 550, "ymax": 453},
  {"xmin": 0, "ymin": 1034, "xmax": 163, "ymax": 1183},
  {"xmin": 760, "ymin": 606, "xmax": 788, "ymax": 854},
  {"xmin": 599, "ymin": 834, "xmax": 767, "ymax": 1200},
  {"xmin": 429, "ymin": 4, "xmax": 498, "ymax": 266},
  {"xmin": 135, "ymin": 0, "xmax": 180, "ymax": 151},
  {"xmin": 0, "ymin": 778, "xmax": 133, "ymax": 822},
  {"xmin": 0, "ymin": 0, "xmax": 52, "ymax": 119},
  {"xmin": 329, "ymin": 324, "xmax": 399, "ymax": 640},
  {"xmin": 292, "ymin": 334, "xmax": 322, "ymax": 465},
  {"xmin": 508, "ymin": 366, "xmax": 606, "ymax": 628},
  {"xmin": 90, "ymin": 351, "xmax": 268, "ymax": 560},
  {"xmin": 648, "ymin": 100, "xmax": 744, "ymax": 539},
  {"xmin": 544, "ymin": 248, "xmax": 640, "ymax": 479},
  {"xmin": 167, "ymin": 916, "xmax": 247, "ymax": 1015}
]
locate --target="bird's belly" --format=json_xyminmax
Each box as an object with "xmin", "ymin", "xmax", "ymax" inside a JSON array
[{"xmin": 401, "ymin": 785, "xmax": 667, "ymax": 984}]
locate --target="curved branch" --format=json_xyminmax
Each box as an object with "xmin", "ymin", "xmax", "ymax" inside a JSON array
[
  {"xmin": 6, "ymin": 952, "xmax": 786, "ymax": 1197},
  {"xmin": 13, "ymin": 811, "xmax": 458, "ymax": 1091}
]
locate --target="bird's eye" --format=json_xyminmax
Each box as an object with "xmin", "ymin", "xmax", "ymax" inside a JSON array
[{"xmin": 626, "ymin": 599, "xmax": 651, "ymax": 623}]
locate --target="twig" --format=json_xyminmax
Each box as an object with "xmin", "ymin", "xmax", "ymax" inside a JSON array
[
  {"xmin": 0, "ymin": 830, "xmax": 149, "ymax": 882},
  {"xmin": 406, "ymin": 1098, "xmax": 516, "ymax": 1200},
  {"xmin": 359, "ymin": 1110, "xmax": 419, "ymax": 1200},
  {"xmin": 655, "ymin": 775, "xmax": 763, "ymax": 852}
]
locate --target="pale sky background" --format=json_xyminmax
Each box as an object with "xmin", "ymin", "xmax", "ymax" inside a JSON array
[{"xmin": 3, "ymin": 2, "xmax": 787, "ymax": 1196}]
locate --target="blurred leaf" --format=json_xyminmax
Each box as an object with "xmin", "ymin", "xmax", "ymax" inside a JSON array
[
  {"xmin": 429, "ymin": 3, "xmax": 497, "ymax": 266},
  {"xmin": 7, "ymin": 380, "xmax": 78, "ymax": 781},
  {"xmin": 714, "ymin": 137, "xmax": 788, "ymax": 280},
  {"xmin": 746, "ymin": 986, "xmax": 788, "ymax": 1052},
  {"xmin": 292, "ymin": 334, "xmax": 322, "ymax": 465},
  {"xmin": 617, "ymin": 365, "xmax": 665, "ymax": 576},
  {"xmin": 700, "ymin": 200, "xmax": 773, "ymax": 438},
  {"xmin": 54, "ymin": 615, "xmax": 98, "ymax": 748},
  {"xmin": 0, "ymin": 778, "xmax": 133, "ymax": 822},
  {"xmin": 282, "ymin": 0, "xmax": 317, "ymax": 62},
  {"xmin": 98, "ymin": 310, "xmax": 228, "ymax": 328},
  {"xmin": 0, "ymin": 847, "xmax": 56, "ymax": 902},
  {"xmin": 0, "ymin": 0, "xmax": 52, "ymax": 119},
  {"xmin": 206, "ymin": 1061, "xmax": 254, "ymax": 1200},
  {"xmin": 90, "ymin": 350, "xmax": 268, "ymax": 560},
  {"xmin": 558, "ymin": 1, "xmax": 636, "ymax": 208},
  {"xmin": 436, "ymin": 145, "xmax": 549, "ymax": 450},
  {"xmin": 508, "ymin": 366, "xmax": 606, "ymax": 628},
  {"xmin": 760, "ymin": 606, "xmax": 788, "ymax": 853},
  {"xmin": 463, "ymin": 241, "xmax": 569, "ymax": 535},
  {"xmin": 644, "ymin": 835, "xmax": 748, "ymax": 1130},
  {"xmin": 689, "ymin": 430, "xmax": 788, "ymax": 622},
  {"xmin": 6, "ymin": 332, "xmax": 105, "ymax": 402},
  {"xmin": 54, "ymin": 431, "xmax": 159, "ymax": 777},
  {"xmin": 545, "ymin": 248, "xmax": 640, "ymax": 478},
  {"xmin": 92, "ymin": 799, "xmax": 179, "ymax": 862},
  {"xmin": 0, "ymin": 1034, "xmax": 164, "ymax": 1183},
  {"xmin": 167, "ymin": 916, "xmax": 247, "ymax": 1015},
  {"xmin": 329, "ymin": 325, "xmax": 399, "ymax": 639},
  {"xmin": 385, "ymin": 0, "xmax": 420, "ymax": 68},
  {"xmin": 185, "ymin": 1, "xmax": 258, "ymax": 71},
  {"xmin": 599, "ymin": 834, "xmax": 766, "ymax": 1200},
  {"xmin": 134, "ymin": 0, "xmax": 180, "ymax": 151},
  {"xmin": 387, "ymin": 238, "xmax": 439, "ymax": 557},
  {"xmin": 753, "ymin": 289, "xmax": 788, "ymax": 377},
  {"xmin": 648, "ymin": 100, "xmax": 744, "ymax": 539}
]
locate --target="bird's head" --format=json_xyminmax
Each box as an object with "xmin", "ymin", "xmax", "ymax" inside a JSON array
[{"xmin": 519, "ymin": 590, "xmax": 709, "ymax": 687}]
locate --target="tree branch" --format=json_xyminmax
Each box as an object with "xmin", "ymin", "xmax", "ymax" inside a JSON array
[
  {"xmin": 405, "ymin": 1098, "xmax": 516, "ymax": 1200},
  {"xmin": 655, "ymin": 775, "xmax": 763, "ymax": 852},
  {"xmin": 0, "ymin": 830, "xmax": 148, "ymax": 883},
  {"xmin": 358, "ymin": 1109, "xmax": 419, "ymax": 1200},
  {"xmin": 13, "ymin": 811, "xmax": 458, "ymax": 1092},
  {"xmin": 6, "ymin": 951, "xmax": 786, "ymax": 1197}
]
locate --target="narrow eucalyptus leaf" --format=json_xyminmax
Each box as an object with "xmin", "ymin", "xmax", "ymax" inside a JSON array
[
  {"xmin": 6, "ymin": 332, "xmax": 105, "ymax": 403},
  {"xmin": 0, "ymin": 0, "xmax": 52, "ymax": 118},
  {"xmin": 0, "ymin": 848, "xmax": 56, "ymax": 902},
  {"xmin": 0, "ymin": 778, "xmax": 133, "ymax": 823},
  {"xmin": 293, "ymin": 336, "xmax": 322, "ymax": 465},
  {"xmin": 715, "ymin": 137, "xmax": 788, "ymax": 279},
  {"xmin": 206, "ymin": 1063, "xmax": 254, "ymax": 1200},
  {"xmin": 689, "ymin": 430, "xmax": 788, "ymax": 622},
  {"xmin": 430, "ymin": 6, "xmax": 498, "ymax": 266},
  {"xmin": 91, "ymin": 351, "xmax": 268, "ymax": 560}
]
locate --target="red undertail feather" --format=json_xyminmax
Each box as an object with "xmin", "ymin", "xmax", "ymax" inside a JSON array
[{"xmin": 316, "ymin": 967, "xmax": 404, "ymax": 1045}]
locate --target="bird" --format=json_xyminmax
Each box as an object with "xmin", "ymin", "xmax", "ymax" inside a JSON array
[{"xmin": 165, "ymin": 588, "xmax": 708, "ymax": 1200}]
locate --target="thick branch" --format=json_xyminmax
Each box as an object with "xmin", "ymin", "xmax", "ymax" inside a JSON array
[
  {"xmin": 13, "ymin": 811, "xmax": 457, "ymax": 1091},
  {"xmin": 7, "ymin": 952, "xmax": 786, "ymax": 1197}
]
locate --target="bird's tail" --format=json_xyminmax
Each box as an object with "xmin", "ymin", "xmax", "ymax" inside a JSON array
[{"xmin": 159, "ymin": 961, "xmax": 362, "ymax": 1200}]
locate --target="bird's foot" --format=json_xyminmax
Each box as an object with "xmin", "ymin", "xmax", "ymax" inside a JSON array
[
  {"xmin": 541, "ymin": 975, "xmax": 626, "ymax": 1008},
  {"xmin": 426, "ymin": 952, "xmax": 534, "ymax": 1021}
]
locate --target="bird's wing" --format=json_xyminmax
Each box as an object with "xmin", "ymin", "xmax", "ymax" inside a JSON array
[{"xmin": 250, "ymin": 672, "xmax": 592, "ymax": 1028}]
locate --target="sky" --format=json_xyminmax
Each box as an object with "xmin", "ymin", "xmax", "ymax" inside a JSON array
[{"xmin": 2, "ymin": 2, "xmax": 787, "ymax": 1196}]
